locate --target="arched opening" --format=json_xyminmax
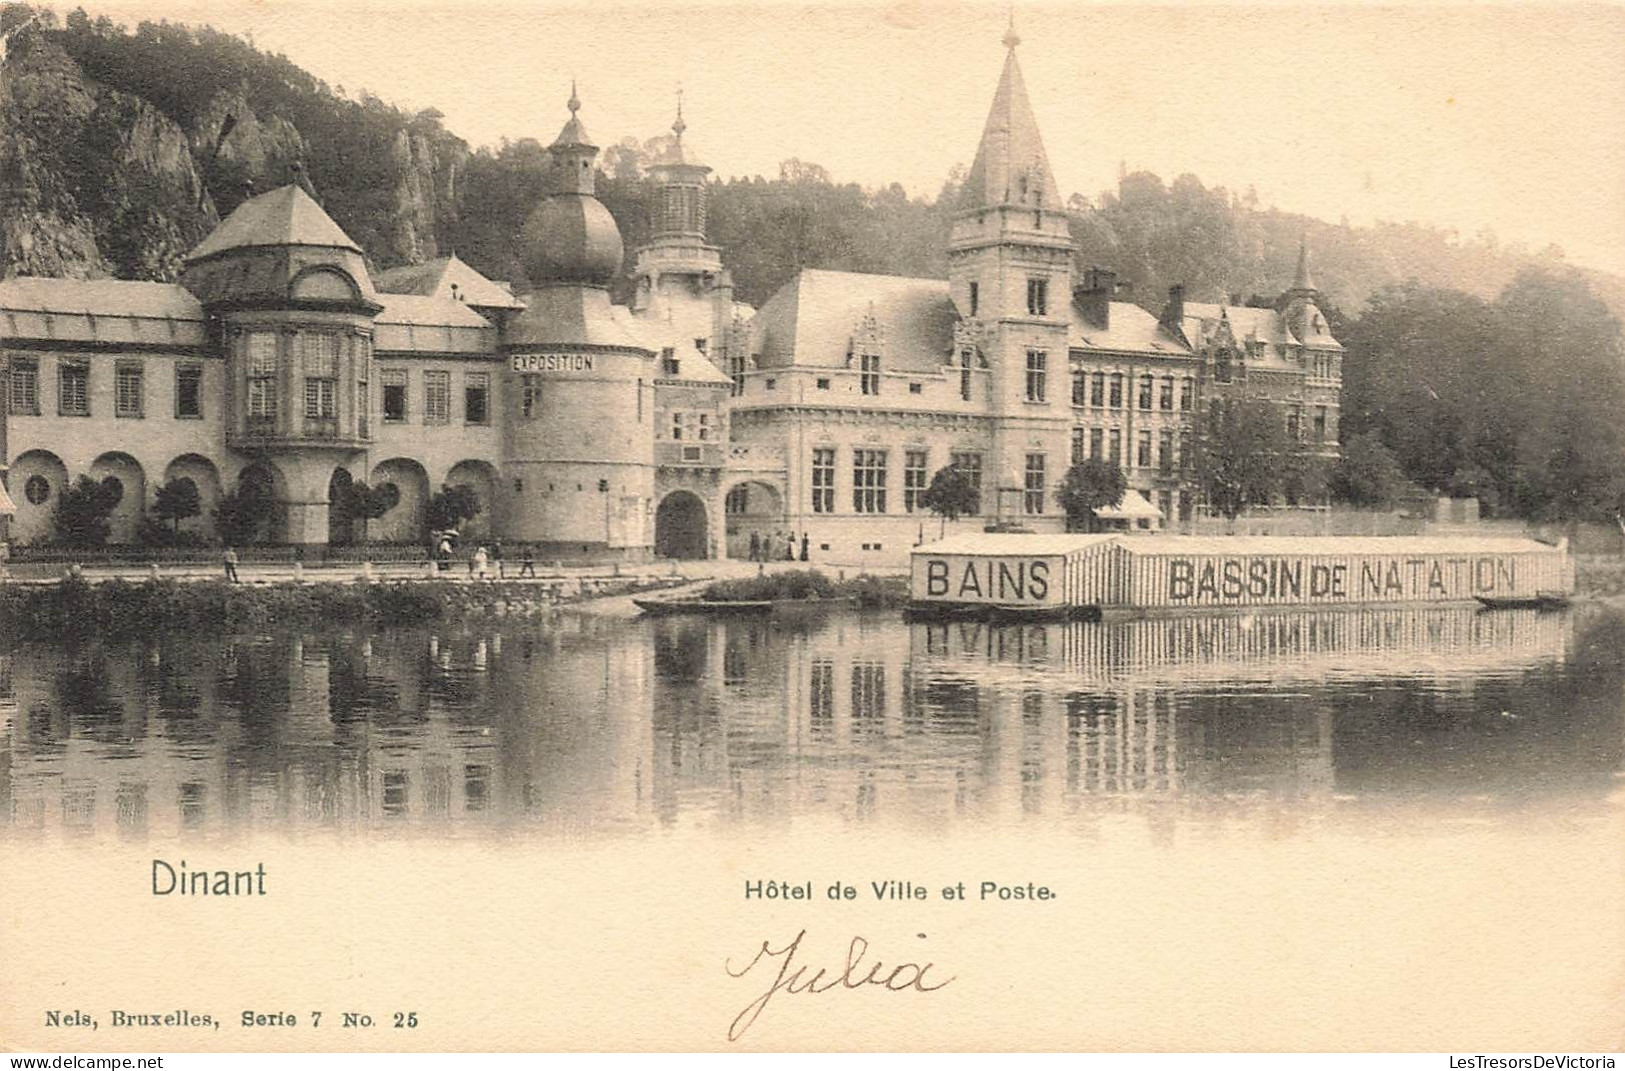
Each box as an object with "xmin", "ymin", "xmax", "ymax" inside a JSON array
[
  {"xmin": 225, "ymin": 462, "xmax": 288, "ymax": 545},
  {"xmin": 161, "ymin": 454, "xmax": 222, "ymax": 540},
  {"xmin": 723, "ymin": 480, "xmax": 785, "ymax": 560},
  {"xmin": 444, "ymin": 460, "xmax": 499, "ymax": 540},
  {"xmin": 6, "ymin": 449, "xmax": 68, "ymax": 546},
  {"xmin": 368, "ymin": 458, "xmax": 431, "ymax": 544},
  {"xmin": 327, "ymin": 468, "xmax": 355, "ymax": 546},
  {"xmin": 655, "ymin": 490, "xmax": 709, "ymax": 560},
  {"xmin": 89, "ymin": 452, "xmax": 146, "ymax": 544}
]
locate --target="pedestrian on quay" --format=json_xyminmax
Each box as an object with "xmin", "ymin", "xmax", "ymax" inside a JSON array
[
  {"xmin": 437, "ymin": 536, "xmax": 453, "ymax": 573},
  {"xmin": 223, "ymin": 546, "xmax": 239, "ymax": 583},
  {"xmin": 748, "ymin": 530, "xmax": 761, "ymax": 562},
  {"xmin": 492, "ymin": 539, "xmax": 505, "ymax": 578},
  {"xmin": 799, "ymin": 533, "xmax": 809, "ymax": 562},
  {"xmin": 518, "ymin": 546, "xmax": 537, "ymax": 578},
  {"xmin": 473, "ymin": 544, "xmax": 489, "ymax": 579},
  {"xmin": 785, "ymin": 532, "xmax": 796, "ymax": 561}
]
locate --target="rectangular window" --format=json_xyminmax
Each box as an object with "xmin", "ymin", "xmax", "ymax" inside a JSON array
[
  {"xmin": 1137, "ymin": 430, "xmax": 1153, "ymax": 468},
  {"xmin": 852, "ymin": 449, "xmax": 888, "ymax": 514},
  {"xmin": 8, "ymin": 357, "xmax": 39, "ymax": 415},
  {"xmin": 1286, "ymin": 405, "xmax": 1302, "ymax": 441},
  {"xmin": 811, "ymin": 448, "xmax": 836, "ymax": 514},
  {"xmin": 464, "ymin": 372, "xmax": 490, "ymax": 425},
  {"xmin": 959, "ymin": 348, "xmax": 974, "ymax": 401},
  {"xmin": 697, "ymin": 413, "xmax": 711, "ymax": 442},
  {"xmin": 1089, "ymin": 427, "xmax": 1103, "ymax": 460},
  {"xmin": 1180, "ymin": 376, "xmax": 1195, "ymax": 411},
  {"xmin": 58, "ymin": 361, "xmax": 89, "ymax": 417},
  {"xmin": 693, "ymin": 337, "xmax": 707, "ymax": 355},
  {"xmin": 671, "ymin": 412, "xmax": 684, "ymax": 440},
  {"xmin": 908, "ymin": 382, "xmax": 922, "ymax": 394},
  {"xmin": 1314, "ymin": 406, "xmax": 1328, "ymax": 440},
  {"xmin": 1025, "ymin": 349, "xmax": 1047, "ymax": 403},
  {"xmin": 1024, "ymin": 454, "xmax": 1045, "ymax": 515},
  {"xmin": 1071, "ymin": 427, "xmax": 1085, "ymax": 465},
  {"xmin": 521, "ymin": 375, "xmax": 542, "ymax": 420},
  {"xmin": 1159, "ymin": 375, "xmax": 1174, "ymax": 411},
  {"xmin": 383, "ymin": 369, "xmax": 408, "ymax": 423},
  {"xmin": 1071, "ymin": 369, "xmax": 1085, "ymax": 407},
  {"xmin": 1138, "ymin": 374, "xmax": 1153, "ymax": 411},
  {"xmin": 729, "ymin": 353, "xmax": 746, "ymax": 397},
  {"xmin": 1026, "ymin": 277, "xmax": 1048, "ymax": 317},
  {"xmin": 816, "ymin": 377, "xmax": 831, "ymax": 390},
  {"xmin": 661, "ymin": 347, "xmax": 679, "ymax": 377},
  {"xmin": 301, "ymin": 336, "xmax": 338, "ymax": 426},
  {"xmin": 246, "ymin": 332, "xmax": 277, "ymax": 425},
  {"xmin": 968, "ymin": 281, "xmax": 979, "ymax": 317},
  {"xmin": 357, "ymin": 377, "xmax": 368, "ymax": 437},
  {"xmin": 175, "ymin": 364, "xmax": 202, "ymax": 419},
  {"xmin": 904, "ymin": 449, "xmax": 928, "ymax": 513},
  {"xmin": 950, "ymin": 452, "xmax": 982, "ymax": 515},
  {"xmin": 1090, "ymin": 372, "xmax": 1104, "ymax": 407},
  {"xmin": 1108, "ymin": 429, "xmax": 1122, "ymax": 467},
  {"xmin": 424, "ymin": 370, "xmax": 451, "ymax": 424},
  {"xmin": 1159, "ymin": 429, "xmax": 1174, "ymax": 474},
  {"xmin": 860, "ymin": 353, "xmax": 880, "ymax": 396},
  {"xmin": 114, "ymin": 362, "xmax": 144, "ymax": 418},
  {"xmin": 1109, "ymin": 373, "xmax": 1123, "ymax": 409}
]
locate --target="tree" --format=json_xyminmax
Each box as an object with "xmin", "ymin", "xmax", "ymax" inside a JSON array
[
  {"xmin": 427, "ymin": 483, "xmax": 480, "ymax": 533},
  {"xmin": 215, "ymin": 479, "xmax": 275, "ymax": 546},
  {"xmin": 1191, "ymin": 399, "xmax": 1300, "ymax": 518},
  {"xmin": 152, "ymin": 477, "xmax": 201, "ymax": 533},
  {"xmin": 1057, "ymin": 459, "xmax": 1127, "ymax": 532},
  {"xmin": 53, "ymin": 475, "xmax": 122, "ymax": 547},
  {"xmin": 1329, "ymin": 432, "xmax": 1408, "ymax": 508},
  {"xmin": 918, "ymin": 465, "xmax": 978, "ymax": 537},
  {"xmin": 335, "ymin": 480, "xmax": 396, "ymax": 543}
]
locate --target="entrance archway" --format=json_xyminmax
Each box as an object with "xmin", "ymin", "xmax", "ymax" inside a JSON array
[{"xmin": 654, "ymin": 491, "xmax": 708, "ymax": 559}]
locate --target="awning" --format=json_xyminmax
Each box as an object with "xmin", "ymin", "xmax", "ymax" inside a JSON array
[
  {"xmin": 0, "ymin": 478, "xmax": 15, "ymax": 516},
  {"xmin": 1094, "ymin": 490, "xmax": 1162, "ymax": 521}
]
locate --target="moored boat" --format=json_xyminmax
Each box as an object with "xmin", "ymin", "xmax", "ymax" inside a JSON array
[{"xmin": 1474, "ymin": 591, "xmax": 1570, "ymax": 611}]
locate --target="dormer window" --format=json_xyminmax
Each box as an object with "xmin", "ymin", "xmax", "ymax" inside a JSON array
[
  {"xmin": 661, "ymin": 347, "xmax": 680, "ymax": 377},
  {"xmin": 860, "ymin": 354, "xmax": 880, "ymax": 395}
]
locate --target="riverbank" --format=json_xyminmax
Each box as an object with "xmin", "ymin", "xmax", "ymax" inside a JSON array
[
  {"xmin": 1575, "ymin": 555, "xmax": 1625, "ymax": 601},
  {"xmin": 0, "ymin": 573, "xmax": 686, "ymax": 640}
]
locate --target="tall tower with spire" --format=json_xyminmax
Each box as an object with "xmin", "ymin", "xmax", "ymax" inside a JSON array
[{"xmin": 947, "ymin": 18, "xmax": 1076, "ymax": 526}]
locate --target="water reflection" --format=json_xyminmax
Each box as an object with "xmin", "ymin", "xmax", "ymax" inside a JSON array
[{"xmin": 1, "ymin": 606, "xmax": 1619, "ymax": 839}]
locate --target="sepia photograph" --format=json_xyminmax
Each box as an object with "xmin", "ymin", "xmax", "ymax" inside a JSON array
[{"xmin": 0, "ymin": 0, "xmax": 1621, "ymax": 1055}]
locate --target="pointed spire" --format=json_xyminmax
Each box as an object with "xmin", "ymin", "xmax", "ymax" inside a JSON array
[
  {"xmin": 1292, "ymin": 233, "xmax": 1317, "ymax": 293},
  {"xmin": 553, "ymin": 81, "xmax": 594, "ymax": 150},
  {"xmin": 1003, "ymin": 7, "xmax": 1020, "ymax": 49},
  {"xmin": 673, "ymin": 85, "xmax": 686, "ymax": 141},
  {"xmin": 958, "ymin": 24, "xmax": 1061, "ymax": 211}
]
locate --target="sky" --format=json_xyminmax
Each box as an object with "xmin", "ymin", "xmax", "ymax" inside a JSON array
[{"xmin": 63, "ymin": 0, "xmax": 1625, "ymax": 276}]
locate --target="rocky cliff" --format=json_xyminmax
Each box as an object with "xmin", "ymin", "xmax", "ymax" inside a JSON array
[{"xmin": 0, "ymin": 31, "xmax": 213, "ymax": 280}]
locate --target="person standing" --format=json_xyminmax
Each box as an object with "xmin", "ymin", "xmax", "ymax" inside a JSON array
[
  {"xmin": 492, "ymin": 539, "xmax": 505, "ymax": 578},
  {"xmin": 437, "ymin": 536, "xmax": 453, "ymax": 573},
  {"xmin": 748, "ymin": 530, "xmax": 761, "ymax": 562},
  {"xmin": 518, "ymin": 546, "xmax": 537, "ymax": 578},
  {"xmin": 785, "ymin": 532, "xmax": 796, "ymax": 561},
  {"xmin": 799, "ymin": 533, "xmax": 809, "ymax": 562},
  {"xmin": 223, "ymin": 546, "xmax": 239, "ymax": 583},
  {"xmin": 473, "ymin": 545, "xmax": 489, "ymax": 579}
]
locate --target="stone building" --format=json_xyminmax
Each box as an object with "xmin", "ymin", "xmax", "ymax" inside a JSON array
[{"xmin": 0, "ymin": 31, "xmax": 1339, "ymax": 565}]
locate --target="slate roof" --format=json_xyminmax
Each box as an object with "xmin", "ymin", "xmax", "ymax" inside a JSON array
[
  {"xmin": 750, "ymin": 269, "xmax": 957, "ymax": 371},
  {"xmin": 186, "ymin": 184, "xmax": 362, "ymax": 261},
  {"xmin": 373, "ymin": 295, "xmax": 496, "ymax": 355},
  {"xmin": 374, "ymin": 255, "xmax": 526, "ymax": 310},
  {"xmin": 1070, "ymin": 300, "xmax": 1191, "ymax": 357},
  {"xmin": 0, "ymin": 278, "xmax": 204, "ymax": 348},
  {"xmin": 958, "ymin": 46, "xmax": 1062, "ymax": 211}
]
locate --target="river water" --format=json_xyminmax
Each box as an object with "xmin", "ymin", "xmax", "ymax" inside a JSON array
[{"xmin": 3, "ymin": 604, "xmax": 1620, "ymax": 841}]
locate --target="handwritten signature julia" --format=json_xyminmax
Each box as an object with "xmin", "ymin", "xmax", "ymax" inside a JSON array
[{"xmin": 724, "ymin": 929, "xmax": 955, "ymax": 1041}]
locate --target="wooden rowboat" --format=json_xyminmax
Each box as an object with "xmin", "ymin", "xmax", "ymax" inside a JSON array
[{"xmin": 1474, "ymin": 591, "xmax": 1570, "ymax": 611}]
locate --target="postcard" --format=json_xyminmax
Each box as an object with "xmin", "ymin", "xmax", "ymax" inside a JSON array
[{"xmin": 0, "ymin": 0, "xmax": 1621, "ymax": 1054}]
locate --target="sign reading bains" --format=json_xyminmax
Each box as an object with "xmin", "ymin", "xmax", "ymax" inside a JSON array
[{"xmin": 909, "ymin": 535, "xmax": 1573, "ymax": 612}]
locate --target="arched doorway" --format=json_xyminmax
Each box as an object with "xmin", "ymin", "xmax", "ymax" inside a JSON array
[
  {"xmin": 89, "ymin": 452, "xmax": 147, "ymax": 544},
  {"xmin": 654, "ymin": 491, "xmax": 708, "ymax": 559},
  {"xmin": 162, "ymin": 454, "xmax": 223, "ymax": 541},
  {"xmin": 723, "ymin": 479, "xmax": 785, "ymax": 559},
  {"xmin": 368, "ymin": 458, "xmax": 431, "ymax": 544},
  {"xmin": 444, "ymin": 460, "xmax": 499, "ymax": 540},
  {"xmin": 328, "ymin": 468, "xmax": 355, "ymax": 546},
  {"xmin": 229, "ymin": 462, "xmax": 288, "ymax": 545}
]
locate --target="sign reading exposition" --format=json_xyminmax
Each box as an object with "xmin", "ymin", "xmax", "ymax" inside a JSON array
[{"xmin": 511, "ymin": 353, "xmax": 596, "ymax": 373}]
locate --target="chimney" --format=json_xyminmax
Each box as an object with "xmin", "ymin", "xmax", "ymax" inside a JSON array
[
  {"xmin": 1159, "ymin": 284, "xmax": 1187, "ymax": 338},
  {"xmin": 1074, "ymin": 267, "xmax": 1115, "ymax": 329}
]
